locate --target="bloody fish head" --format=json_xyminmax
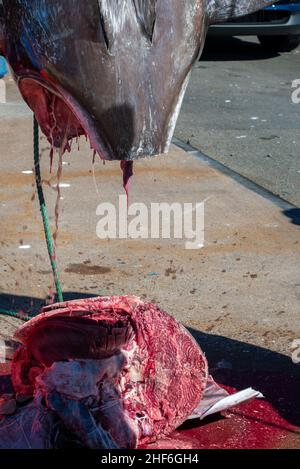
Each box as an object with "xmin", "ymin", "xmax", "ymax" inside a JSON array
[{"xmin": 11, "ymin": 296, "xmax": 208, "ymax": 448}]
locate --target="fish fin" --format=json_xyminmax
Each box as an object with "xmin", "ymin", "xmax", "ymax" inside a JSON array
[
  {"xmin": 98, "ymin": 0, "xmax": 113, "ymax": 52},
  {"xmin": 132, "ymin": 0, "xmax": 157, "ymax": 42},
  {"xmin": 97, "ymin": 0, "xmax": 156, "ymax": 53}
]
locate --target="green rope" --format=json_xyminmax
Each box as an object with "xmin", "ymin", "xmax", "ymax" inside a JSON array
[
  {"xmin": 0, "ymin": 309, "xmax": 33, "ymax": 322},
  {"xmin": 0, "ymin": 119, "xmax": 64, "ymax": 323},
  {"xmin": 33, "ymin": 117, "xmax": 64, "ymax": 303}
]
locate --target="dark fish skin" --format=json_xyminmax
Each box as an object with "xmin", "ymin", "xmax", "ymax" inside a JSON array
[{"xmin": 0, "ymin": 1, "xmax": 274, "ymax": 161}]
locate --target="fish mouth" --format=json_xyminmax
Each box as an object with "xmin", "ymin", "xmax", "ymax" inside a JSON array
[
  {"xmin": 12, "ymin": 299, "xmax": 139, "ymax": 449},
  {"xmin": 18, "ymin": 74, "xmax": 116, "ymax": 161},
  {"xmin": 12, "ymin": 298, "xmax": 138, "ymax": 393},
  {"xmin": 22, "ymin": 313, "xmax": 135, "ymax": 368}
]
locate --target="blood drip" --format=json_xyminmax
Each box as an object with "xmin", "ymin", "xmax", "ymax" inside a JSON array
[
  {"xmin": 120, "ymin": 161, "xmax": 134, "ymax": 206},
  {"xmin": 48, "ymin": 97, "xmax": 57, "ymax": 173},
  {"xmin": 47, "ymin": 117, "xmax": 71, "ymax": 303},
  {"xmin": 92, "ymin": 150, "xmax": 100, "ymax": 195},
  {"xmin": 53, "ymin": 148, "xmax": 63, "ymax": 247},
  {"xmin": 49, "ymin": 147, "xmax": 54, "ymax": 173}
]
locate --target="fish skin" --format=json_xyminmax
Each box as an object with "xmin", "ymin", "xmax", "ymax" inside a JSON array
[{"xmin": 0, "ymin": 1, "xmax": 274, "ymax": 160}]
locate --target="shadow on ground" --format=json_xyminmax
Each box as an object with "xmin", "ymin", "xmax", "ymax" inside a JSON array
[
  {"xmin": 0, "ymin": 293, "xmax": 299, "ymax": 430},
  {"xmin": 283, "ymin": 208, "xmax": 300, "ymax": 226},
  {"xmin": 201, "ymin": 36, "xmax": 279, "ymax": 61},
  {"xmin": 188, "ymin": 327, "xmax": 300, "ymax": 428},
  {"xmin": 0, "ymin": 291, "xmax": 99, "ymax": 317}
]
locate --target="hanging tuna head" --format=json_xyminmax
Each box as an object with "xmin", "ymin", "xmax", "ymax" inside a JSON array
[
  {"xmin": 0, "ymin": 0, "xmax": 274, "ymax": 162},
  {"xmin": 0, "ymin": 0, "xmax": 206, "ymax": 161}
]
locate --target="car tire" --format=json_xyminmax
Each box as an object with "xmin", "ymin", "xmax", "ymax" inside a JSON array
[{"xmin": 258, "ymin": 35, "xmax": 300, "ymax": 52}]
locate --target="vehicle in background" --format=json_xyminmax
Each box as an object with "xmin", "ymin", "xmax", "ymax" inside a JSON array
[
  {"xmin": 208, "ymin": 1, "xmax": 300, "ymax": 52},
  {"xmin": 0, "ymin": 56, "xmax": 7, "ymax": 78}
]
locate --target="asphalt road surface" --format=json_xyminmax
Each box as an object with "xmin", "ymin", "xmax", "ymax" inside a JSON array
[{"xmin": 175, "ymin": 35, "xmax": 300, "ymax": 207}]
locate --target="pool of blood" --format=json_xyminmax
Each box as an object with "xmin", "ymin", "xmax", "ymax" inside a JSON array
[
  {"xmin": 142, "ymin": 365, "xmax": 300, "ymax": 449},
  {"xmin": 141, "ymin": 387, "xmax": 300, "ymax": 449}
]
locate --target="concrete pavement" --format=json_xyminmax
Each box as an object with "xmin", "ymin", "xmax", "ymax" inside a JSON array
[{"xmin": 175, "ymin": 35, "xmax": 300, "ymax": 206}]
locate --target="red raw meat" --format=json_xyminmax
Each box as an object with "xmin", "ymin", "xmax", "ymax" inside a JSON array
[{"xmin": 9, "ymin": 296, "xmax": 208, "ymax": 448}]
